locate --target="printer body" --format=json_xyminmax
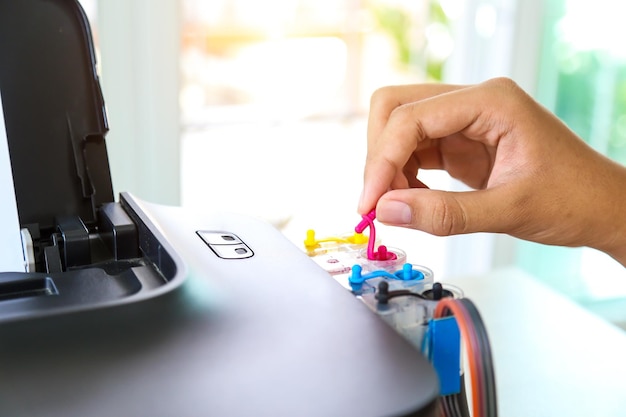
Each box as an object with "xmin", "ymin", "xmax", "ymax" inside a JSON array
[{"xmin": 0, "ymin": 1, "xmax": 440, "ymax": 416}]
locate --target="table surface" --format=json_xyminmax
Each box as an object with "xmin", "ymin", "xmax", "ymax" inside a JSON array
[{"xmin": 445, "ymin": 267, "xmax": 626, "ymax": 417}]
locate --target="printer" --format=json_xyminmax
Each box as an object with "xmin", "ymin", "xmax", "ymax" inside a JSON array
[{"xmin": 0, "ymin": 1, "xmax": 444, "ymax": 416}]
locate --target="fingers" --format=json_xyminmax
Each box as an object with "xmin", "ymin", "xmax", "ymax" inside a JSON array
[
  {"xmin": 367, "ymin": 83, "xmax": 465, "ymax": 144},
  {"xmin": 375, "ymin": 187, "xmax": 519, "ymax": 236},
  {"xmin": 360, "ymin": 78, "xmax": 523, "ymax": 215}
]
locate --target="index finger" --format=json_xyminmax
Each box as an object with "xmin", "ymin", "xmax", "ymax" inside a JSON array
[
  {"xmin": 367, "ymin": 83, "xmax": 465, "ymax": 149},
  {"xmin": 359, "ymin": 79, "xmax": 517, "ymax": 215}
]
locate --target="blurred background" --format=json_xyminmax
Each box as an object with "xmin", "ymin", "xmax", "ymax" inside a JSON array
[{"xmin": 80, "ymin": 0, "xmax": 626, "ymax": 328}]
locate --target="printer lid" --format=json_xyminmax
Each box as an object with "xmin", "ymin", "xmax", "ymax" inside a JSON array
[{"xmin": 0, "ymin": 0, "xmax": 113, "ymax": 233}]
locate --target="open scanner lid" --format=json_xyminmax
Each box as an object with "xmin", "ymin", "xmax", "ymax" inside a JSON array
[
  {"xmin": 0, "ymin": 0, "xmax": 185, "ymax": 320},
  {"xmin": 0, "ymin": 0, "xmax": 113, "ymax": 233}
]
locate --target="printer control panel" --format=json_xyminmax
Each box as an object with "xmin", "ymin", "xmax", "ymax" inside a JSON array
[{"xmin": 196, "ymin": 231, "xmax": 254, "ymax": 259}]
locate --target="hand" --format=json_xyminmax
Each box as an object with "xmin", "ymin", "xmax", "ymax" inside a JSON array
[{"xmin": 358, "ymin": 77, "xmax": 626, "ymax": 266}]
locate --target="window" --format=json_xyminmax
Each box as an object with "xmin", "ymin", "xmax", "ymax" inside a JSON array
[
  {"xmin": 179, "ymin": 0, "xmax": 452, "ymax": 125},
  {"xmin": 518, "ymin": 0, "xmax": 626, "ymax": 327}
]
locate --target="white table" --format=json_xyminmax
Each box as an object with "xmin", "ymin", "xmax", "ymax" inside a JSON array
[{"xmin": 446, "ymin": 267, "xmax": 626, "ymax": 417}]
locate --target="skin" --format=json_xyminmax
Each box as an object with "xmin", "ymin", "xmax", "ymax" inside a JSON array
[{"xmin": 358, "ymin": 77, "xmax": 626, "ymax": 267}]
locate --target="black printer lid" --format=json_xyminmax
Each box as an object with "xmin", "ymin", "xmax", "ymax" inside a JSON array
[{"xmin": 0, "ymin": 0, "xmax": 113, "ymax": 233}]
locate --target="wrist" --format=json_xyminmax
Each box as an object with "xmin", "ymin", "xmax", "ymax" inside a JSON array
[
  {"xmin": 606, "ymin": 247, "xmax": 626, "ymax": 268},
  {"xmin": 590, "ymin": 159, "xmax": 626, "ymax": 267}
]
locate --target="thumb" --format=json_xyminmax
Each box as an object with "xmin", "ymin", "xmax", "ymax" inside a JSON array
[{"xmin": 375, "ymin": 187, "xmax": 514, "ymax": 236}]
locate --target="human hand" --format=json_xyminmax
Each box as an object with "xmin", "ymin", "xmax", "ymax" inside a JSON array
[{"xmin": 359, "ymin": 77, "xmax": 626, "ymax": 266}]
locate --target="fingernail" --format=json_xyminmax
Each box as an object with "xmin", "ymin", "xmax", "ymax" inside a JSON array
[
  {"xmin": 377, "ymin": 200, "xmax": 412, "ymax": 225},
  {"xmin": 357, "ymin": 189, "xmax": 369, "ymax": 214},
  {"xmin": 357, "ymin": 190, "xmax": 364, "ymax": 212}
]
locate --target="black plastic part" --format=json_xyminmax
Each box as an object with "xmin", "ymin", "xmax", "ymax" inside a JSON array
[
  {"xmin": 99, "ymin": 203, "xmax": 139, "ymax": 260},
  {"xmin": 0, "ymin": 276, "xmax": 58, "ymax": 302},
  {"xmin": 56, "ymin": 215, "xmax": 91, "ymax": 268},
  {"xmin": 0, "ymin": 0, "xmax": 113, "ymax": 233},
  {"xmin": 376, "ymin": 280, "xmax": 391, "ymax": 304},
  {"xmin": 423, "ymin": 283, "xmax": 454, "ymax": 300},
  {"xmin": 0, "ymin": 268, "xmax": 144, "ymax": 322},
  {"xmin": 375, "ymin": 280, "xmax": 428, "ymax": 304},
  {"xmin": 44, "ymin": 246, "xmax": 63, "ymax": 274},
  {"xmin": 433, "ymin": 283, "xmax": 443, "ymax": 300},
  {"xmin": 121, "ymin": 197, "xmax": 177, "ymax": 281}
]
